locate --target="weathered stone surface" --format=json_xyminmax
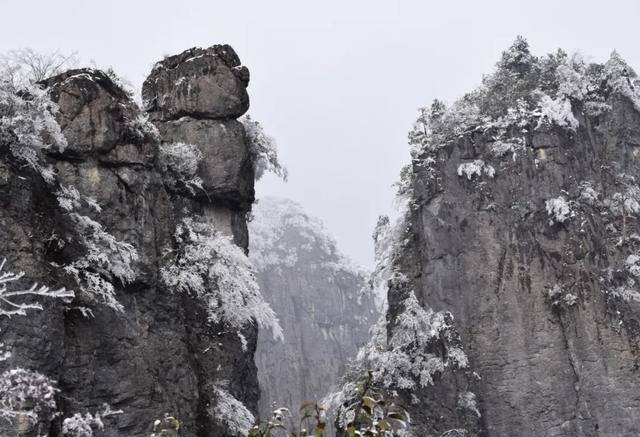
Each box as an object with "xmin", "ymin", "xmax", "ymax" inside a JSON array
[
  {"xmin": 395, "ymin": 85, "xmax": 640, "ymax": 436},
  {"xmin": 250, "ymin": 197, "xmax": 378, "ymax": 425},
  {"xmin": 157, "ymin": 118, "xmax": 254, "ymax": 208},
  {"xmin": 142, "ymin": 45, "xmax": 250, "ymax": 121},
  {"xmin": 0, "ymin": 47, "xmax": 258, "ymax": 437},
  {"xmin": 41, "ymin": 69, "xmax": 148, "ymax": 156}
]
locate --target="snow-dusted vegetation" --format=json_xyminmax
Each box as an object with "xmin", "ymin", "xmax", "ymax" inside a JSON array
[
  {"xmin": 161, "ymin": 217, "xmax": 283, "ymax": 341},
  {"xmin": 545, "ymin": 196, "xmax": 572, "ymax": 224},
  {"xmin": 405, "ymin": 36, "xmax": 640, "ymax": 197},
  {"xmin": 0, "ymin": 259, "xmax": 72, "ymax": 429},
  {"xmin": 158, "ymin": 142, "xmax": 204, "ymax": 195},
  {"xmin": 56, "ymin": 185, "xmax": 138, "ymax": 313},
  {"xmin": 0, "ymin": 80, "xmax": 66, "ymax": 183},
  {"xmin": 212, "ymin": 384, "xmax": 255, "ymax": 436},
  {"xmin": 324, "ymin": 288, "xmax": 469, "ymax": 428},
  {"xmin": 241, "ymin": 115, "xmax": 287, "ymax": 181}
]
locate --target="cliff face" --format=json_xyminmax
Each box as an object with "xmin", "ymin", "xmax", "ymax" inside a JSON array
[
  {"xmin": 250, "ymin": 197, "xmax": 377, "ymax": 421},
  {"xmin": 0, "ymin": 45, "xmax": 260, "ymax": 436},
  {"xmin": 388, "ymin": 40, "xmax": 640, "ymax": 436}
]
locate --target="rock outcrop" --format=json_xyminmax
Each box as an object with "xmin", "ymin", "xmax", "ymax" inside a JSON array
[
  {"xmin": 250, "ymin": 197, "xmax": 378, "ymax": 423},
  {"xmin": 385, "ymin": 40, "xmax": 640, "ymax": 436},
  {"xmin": 0, "ymin": 45, "xmax": 258, "ymax": 436}
]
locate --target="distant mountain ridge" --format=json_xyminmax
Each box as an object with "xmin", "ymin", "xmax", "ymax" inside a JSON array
[{"xmin": 250, "ymin": 196, "xmax": 378, "ymax": 422}]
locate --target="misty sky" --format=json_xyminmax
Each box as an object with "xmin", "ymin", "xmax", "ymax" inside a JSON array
[{"xmin": 2, "ymin": 0, "xmax": 639, "ymax": 267}]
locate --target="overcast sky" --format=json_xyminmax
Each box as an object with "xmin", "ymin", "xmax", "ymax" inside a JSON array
[{"xmin": 2, "ymin": 0, "xmax": 639, "ymax": 267}]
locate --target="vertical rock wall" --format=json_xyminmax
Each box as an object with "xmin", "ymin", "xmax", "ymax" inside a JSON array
[{"xmin": 390, "ymin": 45, "xmax": 640, "ymax": 436}]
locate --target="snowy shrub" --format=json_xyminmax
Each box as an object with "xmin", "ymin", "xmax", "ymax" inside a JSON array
[
  {"xmin": 563, "ymin": 293, "xmax": 578, "ymax": 306},
  {"xmin": 124, "ymin": 113, "xmax": 159, "ymax": 143},
  {"xmin": 240, "ymin": 115, "xmax": 287, "ymax": 181},
  {"xmin": 625, "ymin": 255, "xmax": 640, "ymax": 277},
  {"xmin": 457, "ymin": 160, "xmax": 495, "ymax": 180},
  {"xmin": 555, "ymin": 56, "xmax": 590, "ymax": 101},
  {"xmin": 56, "ymin": 185, "xmax": 138, "ymax": 313},
  {"xmin": 158, "ymin": 142, "xmax": 204, "ymax": 195},
  {"xmin": 0, "ymin": 368, "xmax": 57, "ymax": 422},
  {"xmin": 547, "ymin": 284, "xmax": 578, "ymax": 307},
  {"xmin": 545, "ymin": 196, "xmax": 572, "ymax": 224},
  {"xmin": 62, "ymin": 414, "xmax": 95, "ymax": 437},
  {"xmin": 62, "ymin": 404, "xmax": 122, "ymax": 437},
  {"xmin": 579, "ymin": 181, "xmax": 599, "ymax": 205},
  {"xmin": 161, "ymin": 217, "xmax": 283, "ymax": 340},
  {"xmin": 547, "ymin": 284, "xmax": 562, "ymax": 300},
  {"xmin": 535, "ymin": 94, "xmax": 578, "ymax": 130},
  {"xmin": 458, "ymin": 391, "xmax": 481, "ymax": 418},
  {"xmin": 212, "ymin": 384, "xmax": 254, "ymax": 436},
  {"xmin": 489, "ymin": 138, "xmax": 524, "ymax": 158}
]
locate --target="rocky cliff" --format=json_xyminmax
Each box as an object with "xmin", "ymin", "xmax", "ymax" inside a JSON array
[
  {"xmin": 0, "ymin": 45, "xmax": 267, "ymax": 436},
  {"xmin": 250, "ymin": 197, "xmax": 377, "ymax": 423},
  {"xmin": 378, "ymin": 39, "xmax": 640, "ymax": 436}
]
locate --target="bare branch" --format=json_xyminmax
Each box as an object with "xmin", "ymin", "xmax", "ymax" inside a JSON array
[{"xmin": 0, "ymin": 48, "xmax": 79, "ymax": 89}]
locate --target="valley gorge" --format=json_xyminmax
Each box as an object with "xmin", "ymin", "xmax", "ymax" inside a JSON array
[{"xmin": 0, "ymin": 37, "xmax": 640, "ymax": 437}]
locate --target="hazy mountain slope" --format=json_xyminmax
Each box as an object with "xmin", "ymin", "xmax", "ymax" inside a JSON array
[{"xmin": 250, "ymin": 196, "xmax": 378, "ymax": 421}]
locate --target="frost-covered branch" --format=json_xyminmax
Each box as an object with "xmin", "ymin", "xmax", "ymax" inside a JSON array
[{"xmin": 0, "ymin": 258, "xmax": 74, "ymax": 317}]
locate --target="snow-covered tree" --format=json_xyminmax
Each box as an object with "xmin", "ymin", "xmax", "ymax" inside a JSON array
[
  {"xmin": 158, "ymin": 142, "xmax": 204, "ymax": 195},
  {"xmin": 0, "ymin": 49, "xmax": 75, "ymax": 183},
  {"xmin": 212, "ymin": 383, "xmax": 255, "ymax": 435},
  {"xmin": 161, "ymin": 217, "xmax": 283, "ymax": 342},
  {"xmin": 0, "ymin": 79, "xmax": 67, "ymax": 183},
  {"xmin": 324, "ymin": 290, "xmax": 468, "ymax": 430},
  {"xmin": 56, "ymin": 185, "xmax": 138, "ymax": 314},
  {"xmin": 240, "ymin": 115, "xmax": 287, "ymax": 181},
  {"xmin": 0, "ymin": 49, "xmax": 77, "ymax": 88}
]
